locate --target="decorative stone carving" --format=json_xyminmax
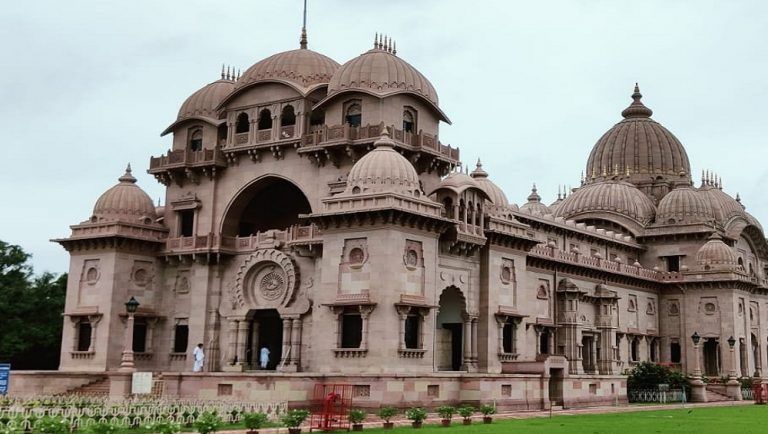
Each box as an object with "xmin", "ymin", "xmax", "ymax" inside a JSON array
[
  {"xmin": 343, "ymin": 238, "xmax": 368, "ymax": 269},
  {"xmin": 500, "ymin": 258, "xmax": 516, "ymax": 286},
  {"xmin": 403, "ymin": 240, "xmax": 423, "ymax": 270},
  {"xmin": 259, "ymin": 268, "xmax": 286, "ymax": 301},
  {"xmin": 131, "ymin": 260, "xmax": 154, "ymax": 287},
  {"xmin": 81, "ymin": 259, "xmax": 100, "ymax": 285},
  {"xmin": 232, "ymin": 249, "xmax": 298, "ymax": 310},
  {"xmin": 646, "ymin": 300, "xmax": 656, "ymax": 315},
  {"xmin": 536, "ymin": 283, "xmax": 549, "ymax": 300},
  {"xmin": 668, "ymin": 300, "xmax": 679, "ymax": 316},
  {"xmin": 627, "ymin": 295, "xmax": 637, "ymax": 312},
  {"xmin": 175, "ymin": 270, "xmax": 191, "ymax": 294}
]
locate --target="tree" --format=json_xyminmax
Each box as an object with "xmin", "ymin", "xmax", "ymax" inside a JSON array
[
  {"xmin": 627, "ymin": 361, "xmax": 690, "ymax": 393},
  {"xmin": 0, "ymin": 240, "xmax": 67, "ymax": 369}
]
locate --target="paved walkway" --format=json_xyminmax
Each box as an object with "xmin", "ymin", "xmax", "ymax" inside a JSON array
[{"xmin": 218, "ymin": 400, "xmax": 754, "ymax": 434}]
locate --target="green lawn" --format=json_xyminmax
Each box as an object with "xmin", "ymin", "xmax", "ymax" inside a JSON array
[{"xmin": 363, "ymin": 406, "xmax": 768, "ymax": 434}]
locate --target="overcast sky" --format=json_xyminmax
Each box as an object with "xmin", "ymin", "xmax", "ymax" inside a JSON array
[{"xmin": 1, "ymin": 0, "xmax": 766, "ymax": 274}]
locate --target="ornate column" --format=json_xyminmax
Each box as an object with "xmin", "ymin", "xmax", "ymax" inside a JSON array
[
  {"xmin": 495, "ymin": 315, "xmax": 506, "ymax": 356},
  {"xmin": 471, "ymin": 316, "xmax": 479, "ymax": 364},
  {"xmin": 236, "ymin": 319, "xmax": 248, "ymax": 366},
  {"xmin": 279, "ymin": 317, "xmax": 292, "ymax": 369},
  {"xmin": 595, "ymin": 285, "xmax": 618, "ymax": 374},
  {"xmin": 396, "ymin": 306, "xmax": 410, "ymax": 351},
  {"xmin": 87, "ymin": 315, "xmax": 102, "ymax": 353},
  {"xmin": 690, "ymin": 332, "xmax": 707, "ymax": 402},
  {"xmin": 290, "ymin": 317, "xmax": 303, "ymax": 370},
  {"xmin": 461, "ymin": 314, "xmax": 474, "ymax": 372},
  {"xmin": 119, "ymin": 313, "xmax": 136, "ymax": 372},
  {"xmin": 726, "ymin": 336, "xmax": 743, "ymax": 400},
  {"xmin": 227, "ymin": 319, "xmax": 238, "ymax": 365},
  {"xmin": 360, "ymin": 306, "xmax": 375, "ymax": 350}
]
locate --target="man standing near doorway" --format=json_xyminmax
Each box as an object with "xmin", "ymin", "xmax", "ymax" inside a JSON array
[
  {"xmin": 193, "ymin": 343, "xmax": 205, "ymax": 372},
  {"xmin": 259, "ymin": 345, "xmax": 270, "ymax": 369}
]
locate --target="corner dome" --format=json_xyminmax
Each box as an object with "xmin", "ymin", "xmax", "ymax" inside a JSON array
[
  {"xmin": 236, "ymin": 48, "xmax": 339, "ymax": 93},
  {"xmin": 696, "ymin": 233, "xmax": 738, "ymax": 269},
  {"xmin": 520, "ymin": 185, "xmax": 550, "ymax": 215},
  {"xmin": 345, "ymin": 129, "xmax": 421, "ymax": 196},
  {"xmin": 553, "ymin": 180, "xmax": 656, "ymax": 231},
  {"xmin": 178, "ymin": 77, "xmax": 235, "ymax": 120},
  {"xmin": 93, "ymin": 165, "xmax": 157, "ymax": 223},
  {"xmin": 697, "ymin": 181, "xmax": 746, "ymax": 224},
  {"xmin": 319, "ymin": 37, "xmax": 449, "ymax": 123},
  {"xmin": 656, "ymin": 186, "xmax": 715, "ymax": 225},
  {"xmin": 585, "ymin": 85, "xmax": 691, "ymax": 186},
  {"xmin": 470, "ymin": 160, "xmax": 511, "ymax": 216}
]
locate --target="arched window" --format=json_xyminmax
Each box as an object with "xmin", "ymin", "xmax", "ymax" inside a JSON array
[
  {"xmin": 403, "ymin": 107, "xmax": 416, "ymax": 133},
  {"xmin": 309, "ymin": 108, "xmax": 325, "ymax": 127},
  {"xmin": 217, "ymin": 123, "xmax": 228, "ymax": 145},
  {"xmin": 631, "ymin": 337, "xmax": 639, "ymax": 361},
  {"xmin": 188, "ymin": 128, "xmax": 203, "ymax": 151},
  {"xmin": 76, "ymin": 320, "xmax": 92, "ymax": 352},
  {"xmin": 258, "ymin": 109, "xmax": 272, "ymax": 130},
  {"xmin": 281, "ymin": 105, "xmax": 296, "ymax": 126},
  {"xmin": 235, "ymin": 112, "xmax": 250, "ymax": 134},
  {"xmin": 345, "ymin": 101, "xmax": 362, "ymax": 127},
  {"xmin": 442, "ymin": 197, "xmax": 454, "ymax": 219}
]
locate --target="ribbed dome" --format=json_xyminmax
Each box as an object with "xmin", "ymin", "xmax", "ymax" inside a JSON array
[
  {"xmin": 553, "ymin": 181, "xmax": 656, "ymax": 226},
  {"xmin": 327, "ymin": 40, "xmax": 439, "ymax": 106},
  {"xmin": 520, "ymin": 185, "xmax": 551, "ymax": 215},
  {"xmin": 93, "ymin": 165, "xmax": 157, "ymax": 223},
  {"xmin": 656, "ymin": 186, "xmax": 715, "ymax": 225},
  {"xmin": 697, "ymin": 184, "xmax": 746, "ymax": 225},
  {"xmin": 696, "ymin": 233, "xmax": 738, "ymax": 268},
  {"xmin": 178, "ymin": 78, "xmax": 234, "ymax": 119},
  {"xmin": 345, "ymin": 129, "xmax": 420, "ymax": 196},
  {"xmin": 237, "ymin": 48, "xmax": 339, "ymax": 91},
  {"xmin": 585, "ymin": 85, "xmax": 691, "ymax": 186},
  {"xmin": 470, "ymin": 160, "xmax": 510, "ymax": 216}
]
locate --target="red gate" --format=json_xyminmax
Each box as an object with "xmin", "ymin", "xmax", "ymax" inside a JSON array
[{"xmin": 309, "ymin": 384, "xmax": 353, "ymax": 432}]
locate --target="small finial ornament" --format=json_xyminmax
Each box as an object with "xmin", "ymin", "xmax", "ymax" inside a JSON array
[
  {"xmin": 221, "ymin": 64, "xmax": 225, "ymax": 79},
  {"xmin": 119, "ymin": 163, "xmax": 137, "ymax": 183},
  {"xmin": 300, "ymin": 0, "xmax": 308, "ymax": 49},
  {"xmin": 393, "ymin": 40, "xmax": 397, "ymax": 55},
  {"xmin": 374, "ymin": 32, "xmax": 378, "ymax": 49},
  {"xmin": 621, "ymin": 83, "xmax": 653, "ymax": 118}
]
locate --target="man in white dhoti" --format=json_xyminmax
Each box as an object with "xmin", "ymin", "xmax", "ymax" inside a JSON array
[
  {"xmin": 193, "ymin": 343, "xmax": 205, "ymax": 372},
  {"xmin": 259, "ymin": 346, "xmax": 270, "ymax": 369}
]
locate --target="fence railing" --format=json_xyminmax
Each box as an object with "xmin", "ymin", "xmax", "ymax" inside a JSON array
[
  {"xmin": 0, "ymin": 396, "xmax": 287, "ymax": 431},
  {"xmin": 628, "ymin": 389, "xmax": 687, "ymax": 403}
]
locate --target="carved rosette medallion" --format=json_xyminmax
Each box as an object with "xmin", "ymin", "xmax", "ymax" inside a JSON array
[
  {"xmin": 231, "ymin": 249, "xmax": 299, "ymax": 310},
  {"xmin": 259, "ymin": 268, "xmax": 286, "ymax": 301}
]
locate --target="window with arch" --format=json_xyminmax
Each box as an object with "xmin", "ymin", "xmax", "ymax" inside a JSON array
[
  {"xmin": 235, "ymin": 112, "xmax": 250, "ymax": 134},
  {"xmin": 258, "ymin": 109, "xmax": 272, "ymax": 130},
  {"xmin": 217, "ymin": 123, "xmax": 228, "ymax": 145},
  {"xmin": 188, "ymin": 128, "xmax": 203, "ymax": 151},
  {"xmin": 404, "ymin": 313, "xmax": 421, "ymax": 349},
  {"xmin": 630, "ymin": 337, "xmax": 640, "ymax": 362},
  {"xmin": 309, "ymin": 108, "xmax": 325, "ymax": 128},
  {"xmin": 442, "ymin": 197, "xmax": 454, "ymax": 219},
  {"xmin": 280, "ymin": 105, "xmax": 296, "ymax": 126},
  {"xmin": 76, "ymin": 319, "xmax": 92, "ymax": 352},
  {"xmin": 344, "ymin": 100, "xmax": 362, "ymax": 127},
  {"xmin": 340, "ymin": 309, "xmax": 363, "ymax": 348},
  {"xmin": 403, "ymin": 107, "xmax": 416, "ymax": 133}
]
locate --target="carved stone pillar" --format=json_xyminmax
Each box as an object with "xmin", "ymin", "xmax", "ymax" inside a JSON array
[
  {"xmin": 471, "ymin": 316, "xmax": 479, "ymax": 363},
  {"xmin": 88, "ymin": 315, "xmax": 102, "ymax": 353},
  {"xmin": 495, "ymin": 315, "xmax": 506, "ymax": 355},
  {"xmin": 290, "ymin": 317, "xmax": 303, "ymax": 370},
  {"xmin": 461, "ymin": 314, "xmax": 473, "ymax": 372},
  {"xmin": 227, "ymin": 319, "xmax": 238, "ymax": 365},
  {"xmin": 396, "ymin": 306, "xmax": 410, "ymax": 351},
  {"xmin": 360, "ymin": 306, "xmax": 375, "ymax": 350},
  {"xmin": 279, "ymin": 317, "xmax": 292, "ymax": 369},
  {"xmin": 236, "ymin": 320, "xmax": 248, "ymax": 366}
]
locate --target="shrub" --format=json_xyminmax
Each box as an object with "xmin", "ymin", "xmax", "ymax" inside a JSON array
[
  {"xmin": 281, "ymin": 409, "xmax": 310, "ymax": 429},
  {"xmin": 243, "ymin": 412, "xmax": 269, "ymax": 430},
  {"xmin": 32, "ymin": 416, "xmax": 71, "ymax": 434},
  {"xmin": 457, "ymin": 406, "xmax": 474, "ymax": 419},
  {"xmin": 147, "ymin": 420, "xmax": 182, "ymax": 434},
  {"xmin": 348, "ymin": 409, "xmax": 367, "ymax": 424},
  {"xmin": 627, "ymin": 361, "xmax": 690, "ymax": 393},
  {"xmin": 479, "ymin": 404, "xmax": 496, "ymax": 416},
  {"xmin": 436, "ymin": 406, "xmax": 455, "ymax": 419},
  {"xmin": 378, "ymin": 407, "xmax": 397, "ymax": 423},
  {"xmin": 195, "ymin": 412, "xmax": 222, "ymax": 434},
  {"xmin": 405, "ymin": 407, "xmax": 427, "ymax": 423},
  {"xmin": 89, "ymin": 421, "xmax": 120, "ymax": 434}
]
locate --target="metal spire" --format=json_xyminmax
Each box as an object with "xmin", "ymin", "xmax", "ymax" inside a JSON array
[{"xmin": 300, "ymin": 0, "xmax": 308, "ymax": 49}]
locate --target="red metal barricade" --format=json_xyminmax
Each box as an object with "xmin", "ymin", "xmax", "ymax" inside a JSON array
[
  {"xmin": 309, "ymin": 384, "xmax": 353, "ymax": 431},
  {"xmin": 753, "ymin": 383, "xmax": 765, "ymax": 404}
]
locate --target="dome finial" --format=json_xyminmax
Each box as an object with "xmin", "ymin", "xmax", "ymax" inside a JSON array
[
  {"xmin": 373, "ymin": 125, "xmax": 395, "ymax": 148},
  {"xmin": 621, "ymin": 83, "xmax": 653, "ymax": 118},
  {"xmin": 470, "ymin": 158, "xmax": 488, "ymax": 178},
  {"xmin": 527, "ymin": 183, "xmax": 541, "ymax": 202},
  {"xmin": 393, "ymin": 40, "xmax": 397, "ymax": 56},
  {"xmin": 119, "ymin": 163, "xmax": 137, "ymax": 184},
  {"xmin": 299, "ymin": 0, "xmax": 308, "ymax": 49},
  {"xmin": 221, "ymin": 64, "xmax": 225, "ymax": 80}
]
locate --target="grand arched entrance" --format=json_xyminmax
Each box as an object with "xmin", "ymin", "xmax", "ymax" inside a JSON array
[
  {"xmin": 245, "ymin": 309, "xmax": 282, "ymax": 370},
  {"xmin": 222, "ymin": 176, "xmax": 311, "ymax": 237},
  {"xmin": 436, "ymin": 286, "xmax": 467, "ymax": 371}
]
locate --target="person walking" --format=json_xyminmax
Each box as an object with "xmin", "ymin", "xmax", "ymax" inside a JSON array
[
  {"xmin": 193, "ymin": 343, "xmax": 205, "ymax": 372},
  {"xmin": 259, "ymin": 345, "xmax": 270, "ymax": 369}
]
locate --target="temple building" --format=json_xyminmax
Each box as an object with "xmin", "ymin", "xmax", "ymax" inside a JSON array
[{"xmin": 26, "ymin": 25, "xmax": 768, "ymax": 407}]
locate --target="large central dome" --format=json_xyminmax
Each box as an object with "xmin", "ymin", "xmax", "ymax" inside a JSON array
[{"xmin": 585, "ymin": 85, "xmax": 691, "ymax": 189}]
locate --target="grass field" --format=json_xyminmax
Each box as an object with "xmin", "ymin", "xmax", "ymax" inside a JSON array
[{"xmin": 360, "ymin": 405, "xmax": 767, "ymax": 434}]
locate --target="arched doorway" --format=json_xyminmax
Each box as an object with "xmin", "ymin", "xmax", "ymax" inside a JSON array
[
  {"xmin": 245, "ymin": 309, "xmax": 283, "ymax": 370},
  {"xmin": 703, "ymin": 338, "xmax": 720, "ymax": 377},
  {"xmin": 222, "ymin": 177, "xmax": 312, "ymax": 237},
  {"xmin": 436, "ymin": 286, "xmax": 466, "ymax": 371}
]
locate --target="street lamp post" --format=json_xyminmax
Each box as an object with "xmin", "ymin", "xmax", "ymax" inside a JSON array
[
  {"xmin": 689, "ymin": 331, "xmax": 707, "ymax": 402},
  {"xmin": 726, "ymin": 335, "xmax": 743, "ymax": 401},
  {"xmin": 119, "ymin": 297, "xmax": 140, "ymax": 372}
]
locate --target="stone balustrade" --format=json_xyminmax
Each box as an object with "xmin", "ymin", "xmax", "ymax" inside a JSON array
[
  {"xmin": 148, "ymin": 148, "xmax": 226, "ymax": 172},
  {"xmin": 164, "ymin": 224, "xmax": 322, "ymax": 255}
]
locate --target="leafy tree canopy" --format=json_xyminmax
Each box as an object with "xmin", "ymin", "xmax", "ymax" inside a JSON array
[{"xmin": 0, "ymin": 240, "xmax": 67, "ymax": 369}]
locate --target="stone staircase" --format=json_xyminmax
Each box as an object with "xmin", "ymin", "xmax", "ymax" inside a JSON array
[
  {"xmin": 705, "ymin": 384, "xmax": 732, "ymax": 402},
  {"xmin": 61, "ymin": 376, "xmax": 110, "ymax": 396}
]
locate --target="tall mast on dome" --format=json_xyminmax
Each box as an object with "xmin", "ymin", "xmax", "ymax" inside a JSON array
[{"xmin": 300, "ymin": 0, "xmax": 308, "ymax": 49}]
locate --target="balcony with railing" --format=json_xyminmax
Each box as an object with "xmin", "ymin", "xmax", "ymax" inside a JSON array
[
  {"xmin": 300, "ymin": 123, "xmax": 459, "ymax": 162},
  {"xmin": 163, "ymin": 224, "xmax": 323, "ymax": 255},
  {"xmin": 148, "ymin": 148, "xmax": 227, "ymax": 177},
  {"xmin": 529, "ymin": 244, "xmax": 664, "ymax": 281}
]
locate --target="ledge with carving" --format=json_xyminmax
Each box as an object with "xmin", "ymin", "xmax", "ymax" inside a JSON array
[
  {"xmin": 299, "ymin": 123, "xmax": 459, "ymax": 172},
  {"xmin": 54, "ymin": 221, "xmax": 168, "ymax": 252},
  {"xmin": 529, "ymin": 244, "xmax": 664, "ymax": 282},
  {"xmin": 148, "ymin": 148, "xmax": 227, "ymax": 186},
  {"xmin": 169, "ymin": 353, "xmax": 187, "ymax": 362},
  {"xmin": 70, "ymin": 351, "xmax": 95, "ymax": 360},
  {"xmin": 134, "ymin": 352, "xmax": 154, "ymax": 361},
  {"xmin": 225, "ymin": 126, "xmax": 300, "ymax": 163},
  {"xmin": 498, "ymin": 353, "xmax": 520, "ymax": 362},
  {"xmin": 162, "ymin": 224, "xmax": 323, "ymax": 256},
  {"xmin": 398, "ymin": 349, "xmax": 427, "ymax": 359},
  {"xmin": 332, "ymin": 348, "xmax": 368, "ymax": 358}
]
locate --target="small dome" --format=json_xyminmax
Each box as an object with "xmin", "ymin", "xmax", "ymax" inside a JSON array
[
  {"xmin": 553, "ymin": 180, "xmax": 656, "ymax": 226},
  {"xmin": 93, "ymin": 165, "xmax": 157, "ymax": 223},
  {"xmin": 656, "ymin": 186, "xmax": 715, "ymax": 225},
  {"xmin": 470, "ymin": 160, "xmax": 510, "ymax": 216},
  {"xmin": 177, "ymin": 78, "xmax": 235, "ymax": 119},
  {"xmin": 520, "ymin": 184, "xmax": 551, "ymax": 215},
  {"xmin": 697, "ymin": 183, "xmax": 746, "ymax": 224},
  {"xmin": 236, "ymin": 48, "xmax": 339, "ymax": 92},
  {"xmin": 585, "ymin": 85, "xmax": 691, "ymax": 186},
  {"xmin": 345, "ymin": 129, "xmax": 421, "ymax": 196},
  {"xmin": 696, "ymin": 233, "xmax": 738, "ymax": 269}
]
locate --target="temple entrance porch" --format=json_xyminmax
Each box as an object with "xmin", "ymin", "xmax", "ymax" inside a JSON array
[{"xmin": 244, "ymin": 309, "xmax": 282, "ymax": 370}]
